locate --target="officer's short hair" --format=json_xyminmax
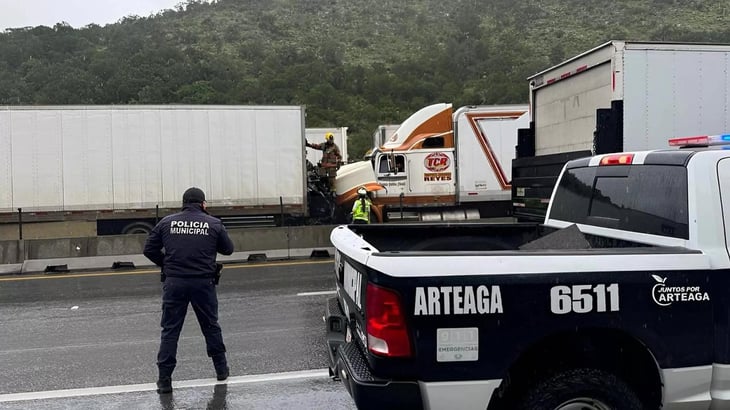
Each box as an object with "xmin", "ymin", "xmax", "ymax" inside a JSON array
[{"xmin": 183, "ymin": 187, "xmax": 206, "ymax": 204}]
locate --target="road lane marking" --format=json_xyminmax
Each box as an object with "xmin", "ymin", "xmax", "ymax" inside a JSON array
[
  {"xmin": 0, "ymin": 259, "xmax": 333, "ymax": 282},
  {"xmin": 0, "ymin": 368, "xmax": 330, "ymax": 403},
  {"xmin": 297, "ymin": 290, "xmax": 336, "ymax": 296}
]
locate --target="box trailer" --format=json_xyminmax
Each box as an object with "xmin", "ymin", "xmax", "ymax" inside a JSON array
[
  {"xmin": 513, "ymin": 40, "xmax": 730, "ymax": 221},
  {"xmin": 0, "ymin": 105, "xmax": 310, "ymax": 236}
]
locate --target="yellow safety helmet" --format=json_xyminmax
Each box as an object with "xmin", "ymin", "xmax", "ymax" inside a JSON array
[{"xmin": 325, "ymin": 132, "xmax": 335, "ymax": 141}]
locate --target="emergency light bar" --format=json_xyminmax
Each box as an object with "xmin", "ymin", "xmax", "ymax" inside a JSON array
[{"xmin": 668, "ymin": 134, "xmax": 730, "ymax": 147}]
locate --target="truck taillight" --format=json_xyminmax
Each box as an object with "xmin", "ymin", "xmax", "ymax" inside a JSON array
[
  {"xmin": 599, "ymin": 154, "xmax": 634, "ymax": 166},
  {"xmin": 365, "ymin": 283, "xmax": 412, "ymax": 358}
]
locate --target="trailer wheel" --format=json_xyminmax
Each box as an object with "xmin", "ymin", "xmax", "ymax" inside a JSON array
[
  {"xmin": 122, "ymin": 222, "xmax": 155, "ymax": 235},
  {"xmin": 517, "ymin": 368, "xmax": 643, "ymax": 410}
]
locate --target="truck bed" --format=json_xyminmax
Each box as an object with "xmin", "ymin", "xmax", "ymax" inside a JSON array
[
  {"xmin": 347, "ymin": 222, "xmax": 544, "ymax": 251},
  {"xmin": 346, "ymin": 222, "xmax": 658, "ymax": 253}
]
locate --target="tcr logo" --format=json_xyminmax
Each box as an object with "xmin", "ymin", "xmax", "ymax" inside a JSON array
[{"xmin": 425, "ymin": 152, "xmax": 450, "ymax": 172}]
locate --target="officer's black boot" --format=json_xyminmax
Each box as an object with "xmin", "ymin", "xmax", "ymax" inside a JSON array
[
  {"xmin": 216, "ymin": 366, "xmax": 229, "ymax": 381},
  {"xmin": 213, "ymin": 354, "xmax": 229, "ymax": 381},
  {"xmin": 156, "ymin": 376, "xmax": 172, "ymax": 394}
]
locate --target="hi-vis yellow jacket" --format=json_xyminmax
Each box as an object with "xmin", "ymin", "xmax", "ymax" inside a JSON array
[{"xmin": 351, "ymin": 198, "xmax": 371, "ymax": 222}]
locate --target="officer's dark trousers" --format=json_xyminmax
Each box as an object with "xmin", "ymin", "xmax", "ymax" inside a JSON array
[{"xmin": 158, "ymin": 277, "xmax": 227, "ymax": 378}]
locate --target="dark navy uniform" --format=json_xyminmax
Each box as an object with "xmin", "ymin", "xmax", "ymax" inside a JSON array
[{"xmin": 143, "ymin": 187, "xmax": 234, "ymax": 393}]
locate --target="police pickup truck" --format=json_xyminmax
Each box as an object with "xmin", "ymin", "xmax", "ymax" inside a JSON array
[{"xmin": 325, "ymin": 134, "xmax": 730, "ymax": 410}]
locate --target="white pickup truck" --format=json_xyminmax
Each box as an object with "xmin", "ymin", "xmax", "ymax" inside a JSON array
[{"xmin": 325, "ymin": 134, "xmax": 730, "ymax": 410}]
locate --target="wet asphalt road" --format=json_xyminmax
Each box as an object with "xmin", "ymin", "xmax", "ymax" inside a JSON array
[{"xmin": 0, "ymin": 258, "xmax": 357, "ymax": 409}]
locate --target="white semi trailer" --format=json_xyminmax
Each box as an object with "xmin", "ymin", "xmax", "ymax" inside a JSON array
[
  {"xmin": 0, "ymin": 105, "xmax": 329, "ymax": 236},
  {"xmin": 512, "ymin": 40, "xmax": 730, "ymax": 221}
]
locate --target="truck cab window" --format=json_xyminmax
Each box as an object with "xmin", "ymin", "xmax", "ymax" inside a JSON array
[
  {"xmin": 378, "ymin": 155, "xmax": 405, "ymax": 174},
  {"xmin": 378, "ymin": 156, "xmax": 390, "ymax": 173},
  {"xmin": 395, "ymin": 156, "xmax": 405, "ymax": 172},
  {"xmin": 551, "ymin": 165, "xmax": 689, "ymax": 239},
  {"xmin": 422, "ymin": 136, "xmax": 444, "ymax": 148}
]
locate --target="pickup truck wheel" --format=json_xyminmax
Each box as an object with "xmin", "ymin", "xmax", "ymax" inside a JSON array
[{"xmin": 517, "ymin": 368, "xmax": 643, "ymax": 410}]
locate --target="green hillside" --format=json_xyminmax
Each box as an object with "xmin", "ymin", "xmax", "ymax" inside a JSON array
[{"xmin": 0, "ymin": 0, "xmax": 728, "ymax": 157}]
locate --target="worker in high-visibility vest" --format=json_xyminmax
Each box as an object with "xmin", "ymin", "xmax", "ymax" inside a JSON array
[{"xmin": 351, "ymin": 186, "xmax": 372, "ymax": 224}]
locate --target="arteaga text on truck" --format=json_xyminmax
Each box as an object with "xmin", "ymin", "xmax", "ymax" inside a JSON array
[{"xmin": 325, "ymin": 133, "xmax": 730, "ymax": 410}]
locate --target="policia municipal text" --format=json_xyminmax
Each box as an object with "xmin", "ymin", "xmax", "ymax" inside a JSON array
[{"xmin": 143, "ymin": 187, "xmax": 235, "ymax": 394}]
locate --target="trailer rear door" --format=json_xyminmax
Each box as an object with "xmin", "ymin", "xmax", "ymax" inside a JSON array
[{"xmin": 532, "ymin": 62, "xmax": 613, "ymax": 155}]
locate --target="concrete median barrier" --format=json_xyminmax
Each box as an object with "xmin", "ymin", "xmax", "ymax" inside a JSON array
[{"xmin": 0, "ymin": 225, "xmax": 338, "ymax": 274}]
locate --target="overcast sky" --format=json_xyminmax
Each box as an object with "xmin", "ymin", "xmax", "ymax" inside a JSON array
[{"xmin": 0, "ymin": 0, "xmax": 199, "ymax": 31}]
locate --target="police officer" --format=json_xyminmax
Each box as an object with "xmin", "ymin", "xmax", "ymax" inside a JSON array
[
  {"xmin": 351, "ymin": 186, "xmax": 372, "ymax": 224},
  {"xmin": 306, "ymin": 132, "xmax": 343, "ymax": 193},
  {"xmin": 143, "ymin": 187, "xmax": 235, "ymax": 394}
]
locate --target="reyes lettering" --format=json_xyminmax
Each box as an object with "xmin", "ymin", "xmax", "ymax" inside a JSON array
[
  {"xmin": 170, "ymin": 220, "xmax": 210, "ymax": 235},
  {"xmin": 414, "ymin": 285, "xmax": 503, "ymax": 316}
]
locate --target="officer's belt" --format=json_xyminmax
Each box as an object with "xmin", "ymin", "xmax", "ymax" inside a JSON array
[{"xmin": 164, "ymin": 273, "xmax": 216, "ymax": 279}]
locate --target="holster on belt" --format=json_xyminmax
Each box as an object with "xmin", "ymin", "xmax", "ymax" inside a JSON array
[{"xmin": 213, "ymin": 263, "xmax": 223, "ymax": 285}]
